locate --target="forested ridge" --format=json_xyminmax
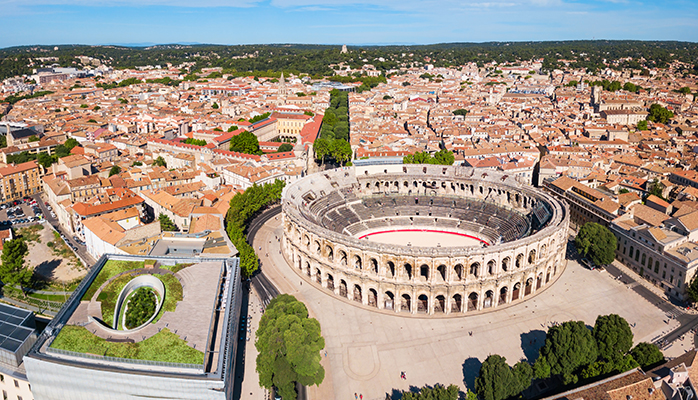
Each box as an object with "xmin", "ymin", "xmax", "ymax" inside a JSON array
[{"xmin": 2, "ymin": 41, "xmax": 698, "ymax": 81}]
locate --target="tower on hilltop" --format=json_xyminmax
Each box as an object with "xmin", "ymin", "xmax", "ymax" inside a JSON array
[{"xmin": 341, "ymin": 44, "xmax": 348, "ymax": 54}]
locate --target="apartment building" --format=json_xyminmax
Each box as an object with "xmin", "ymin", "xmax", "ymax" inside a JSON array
[{"xmin": 0, "ymin": 161, "xmax": 41, "ymax": 202}]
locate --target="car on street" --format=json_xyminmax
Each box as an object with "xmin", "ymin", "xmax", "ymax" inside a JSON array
[{"xmin": 580, "ymin": 258, "xmax": 595, "ymax": 270}]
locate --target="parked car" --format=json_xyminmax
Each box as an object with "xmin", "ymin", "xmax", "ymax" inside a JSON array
[{"xmin": 580, "ymin": 258, "xmax": 595, "ymax": 270}]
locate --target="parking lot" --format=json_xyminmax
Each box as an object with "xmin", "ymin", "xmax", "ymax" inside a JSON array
[{"xmin": 0, "ymin": 197, "xmax": 45, "ymax": 229}]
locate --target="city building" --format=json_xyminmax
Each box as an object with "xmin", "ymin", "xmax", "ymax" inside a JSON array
[
  {"xmin": 0, "ymin": 161, "xmax": 42, "ymax": 202},
  {"xmin": 24, "ymin": 254, "xmax": 242, "ymax": 400},
  {"xmin": 0, "ymin": 304, "xmax": 40, "ymax": 400}
]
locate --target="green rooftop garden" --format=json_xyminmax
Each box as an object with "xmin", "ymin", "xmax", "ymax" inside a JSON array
[
  {"xmin": 82, "ymin": 260, "xmax": 145, "ymax": 301},
  {"xmin": 51, "ymin": 326, "xmax": 204, "ymax": 365}
]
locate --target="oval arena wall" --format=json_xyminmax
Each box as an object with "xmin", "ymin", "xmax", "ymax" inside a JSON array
[{"xmin": 282, "ymin": 164, "xmax": 569, "ymax": 316}]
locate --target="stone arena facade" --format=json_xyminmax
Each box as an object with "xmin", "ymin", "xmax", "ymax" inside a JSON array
[{"xmin": 281, "ymin": 164, "xmax": 569, "ymax": 315}]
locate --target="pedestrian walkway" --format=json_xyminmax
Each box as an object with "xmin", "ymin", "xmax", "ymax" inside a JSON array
[{"xmin": 610, "ymin": 259, "xmax": 694, "ymax": 315}]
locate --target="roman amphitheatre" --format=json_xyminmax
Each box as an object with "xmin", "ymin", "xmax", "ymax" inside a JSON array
[{"xmin": 281, "ymin": 164, "xmax": 570, "ymax": 316}]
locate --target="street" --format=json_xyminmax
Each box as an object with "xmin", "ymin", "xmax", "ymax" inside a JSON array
[{"xmin": 32, "ymin": 193, "xmax": 96, "ymax": 267}]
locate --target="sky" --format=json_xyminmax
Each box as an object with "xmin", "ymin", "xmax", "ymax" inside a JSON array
[{"xmin": 0, "ymin": 0, "xmax": 697, "ymax": 48}]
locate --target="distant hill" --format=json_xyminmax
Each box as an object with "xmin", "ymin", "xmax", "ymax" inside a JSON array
[{"xmin": 1, "ymin": 41, "xmax": 696, "ymax": 81}]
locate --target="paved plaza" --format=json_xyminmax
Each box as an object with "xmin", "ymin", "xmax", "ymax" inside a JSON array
[{"xmin": 253, "ymin": 217, "xmax": 681, "ymax": 400}]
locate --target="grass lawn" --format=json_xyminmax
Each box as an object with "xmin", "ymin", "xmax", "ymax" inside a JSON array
[
  {"xmin": 28, "ymin": 292, "xmax": 68, "ymax": 302},
  {"xmin": 51, "ymin": 325, "xmax": 204, "ymax": 365},
  {"xmin": 97, "ymin": 272, "xmax": 138, "ymax": 327},
  {"xmin": 158, "ymin": 263, "xmax": 194, "ymax": 274},
  {"xmin": 82, "ymin": 260, "xmax": 145, "ymax": 301}
]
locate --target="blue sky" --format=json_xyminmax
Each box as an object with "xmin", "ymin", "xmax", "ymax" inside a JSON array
[{"xmin": 0, "ymin": 0, "xmax": 696, "ymax": 48}]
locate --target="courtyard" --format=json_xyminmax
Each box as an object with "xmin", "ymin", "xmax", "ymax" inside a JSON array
[{"xmin": 252, "ymin": 216, "xmax": 681, "ymax": 400}]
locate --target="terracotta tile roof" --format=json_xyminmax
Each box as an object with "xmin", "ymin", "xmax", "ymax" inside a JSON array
[{"xmin": 72, "ymin": 195, "xmax": 144, "ymax": 217}]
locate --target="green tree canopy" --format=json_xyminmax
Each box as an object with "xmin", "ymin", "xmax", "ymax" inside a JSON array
[
  {"xmin": 183, "ymin": 138, "xmax": 207, "ymax": 146},
  {"xmin": 574, "ymin": 222, "xmax": 617, "ymax": 266},
  {"xmin": 330, "ymin": 139, "xmax": 352, "ymax": 165},
  {"xmin": 0, "ymin": 239, "xmax": 31, "ymax": 290},
  {"xmin": 230, "ymin": 131, "xmax": 262, "ymax": 155},
  {"xmin": 647, "ymin": 179, "xmax": 665, "ymax": 200},
  {"xmin": 630, "ymin": 342, "xmax": 664, "ymax": 368},
  {"xmin": 476, "ymin": 354, "xmax": 532, "ymax": 400},
  {"xmin": 402, "ymin": 384, "xmax": 460, "ymax": 400},
  {"xmin": 109, "ymin": 165, "xmax": 121, "ymax": 177},
  {"xmin": 534, "ymin": 321, "xmax": 598, "ymax": 385},
  {"xmin": 249, "ymin": 112, "xmax": 271, "ymax": 124},
  {"xmin": 686, "ymin": 273, "xmax": 698, "ymax": 303},
  {"xmin": 593, "ymin": 314, "xmax": 634, "ymax": 362},
  {"xmin": 255, "ymin": 294, "xmax": 325, "ymax": 400},
  {"xmin": 153, "ymin": 156, "xmax": 167, "ymax": 167},
  {"xmin": 623, "ymin": 82, "xmax": 637, "ymax": 92},
  {"xmin": 158, "ymin": 213, "xmax": 178, "ymax": 232},
  {"xmin": 313, "ymin": 137, "xmax": 331, "ymax": 164},
  {"xmin": 647, "ymin": 104, "xmax": 674, "ymax": 124},
  {"xmin": 453, "ymin": 108, "xmax": 469, "ymax": 116},
  {"xmin": 637, "ymin": 120, "xmax": 648, "ymax": 131},
  {"xmin": 278, "ymin": 143, "xmax": 293, "ymax": 152},
  {"xmin": 403, "ymin": 149, "xmax": 455, "ymax": 165},
  {"xmin": 225, "ymin": 179, "xmax": 285, "ymax": 277}
]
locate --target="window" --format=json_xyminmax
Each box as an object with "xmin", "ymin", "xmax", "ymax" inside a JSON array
[
  {"xmin": 12, "ymin": 380, "xmax": 17, "ymax": 388},
  {"xmin": 663, "ymin": 271, "xmax": 666, "ymax": 279},
  {"xmin": 17, "ymin": 396, "xmax": 21, "ymax": 400}
]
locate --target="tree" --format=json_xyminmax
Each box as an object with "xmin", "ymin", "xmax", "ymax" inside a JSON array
[
  {"xmin": 158, "ymin": 213, "xmax": 178, "ymax": 232},
  {"xmin": 0, "ymin": 239, "xmax": 31, "ymax": 291},
  {"xmin": 227, "ymin": 125, "xmax": 239, "ymax": 132},
  {"xmin": 183, "ymin": 138, "xmax": 207, "ymax": 146},
  {"xmin": 637, "ymin": 120, "xmax": 648, "ymax": 131},
  {"xmin": 402, "ymin": 384, "xmax": 459, "ymax": 400},
  {"xmin": 476, "ymin": 355, "xmax": 532, "ymax": 400},
  {"xmin": 647, "ymin": 104, "xmax": 674, "ymax": 124},
  {"xmin": 593, "ymin": 314, "xmax": 634, "ymax": 362},
  {"xmin": 255, "ymin": 294, "xmax": 325, "ymax": 400},
  {"xmin": 403, "ymin": 150, "xmax": 455, "ymax": 165},
  {"xmin": 631, "ymin": 342, "xmax": 664, "ymax": 368},
  {"xmin": 647, "ymin": 179, "xmax": 665, "ymax": 200},
  {"xmin": 453, "ymin": 108, "xmax": 469, "ymax": 116},
  {"xmin": 153, "ymin": 156, "xmax": 167, "ymax": 167},
  {"xmin": 574, "ymin": 222, "xmax": 617, "ymax": 266},
  {"xmin": 278, "ymin": 143, "xmax": 293, "ymax": 152},
  {"xmin": 687, "ymin": 273, "xmax": 698, "ymax": 303},
  {"xmin": 623, "ymin": 82, "xmax": 637, "ymax": 92},
  {"xmin": 230, "ymin": 130, "xmax": 262, "ymax": 155},
  {"xmin": 534, "ymin": 321, "xmax": 598, "ymax": 385},
  {"xmin": 28, "ymin": 135, "xmax": 39, "ymax": 142},
  {"xmin": 330, "ymin": 139, "xmax": 352, "ymax": 165},
  {"xmin": 211, "ymin": 102, "xmax": 219, "ymax": 109},
  {"xmin": 322, "ymin": 111, "xmax": 338, "ymax": 127},
  {"xmin": 313, "ymin": 137, "xmax": 331, "ymax": 164},
  {"xmin": 37, "ymin": 152, "xmax": 56, "ymax": 169},
  {"xmin": 249, "ymin": 112, "xmax": 271, "ymax": 124},
  {"xmin": 434, "ymin": 148, "xmax": 455, "ymax": 165},
  {"xmin": 109, "ymin": 165, "xmax": 121, "ymax": 177}
]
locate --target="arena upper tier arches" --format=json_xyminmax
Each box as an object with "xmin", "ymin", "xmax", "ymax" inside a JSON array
[{"xmin": 281, "ymin": 164, "xmax": 569, "ymax": 315}]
